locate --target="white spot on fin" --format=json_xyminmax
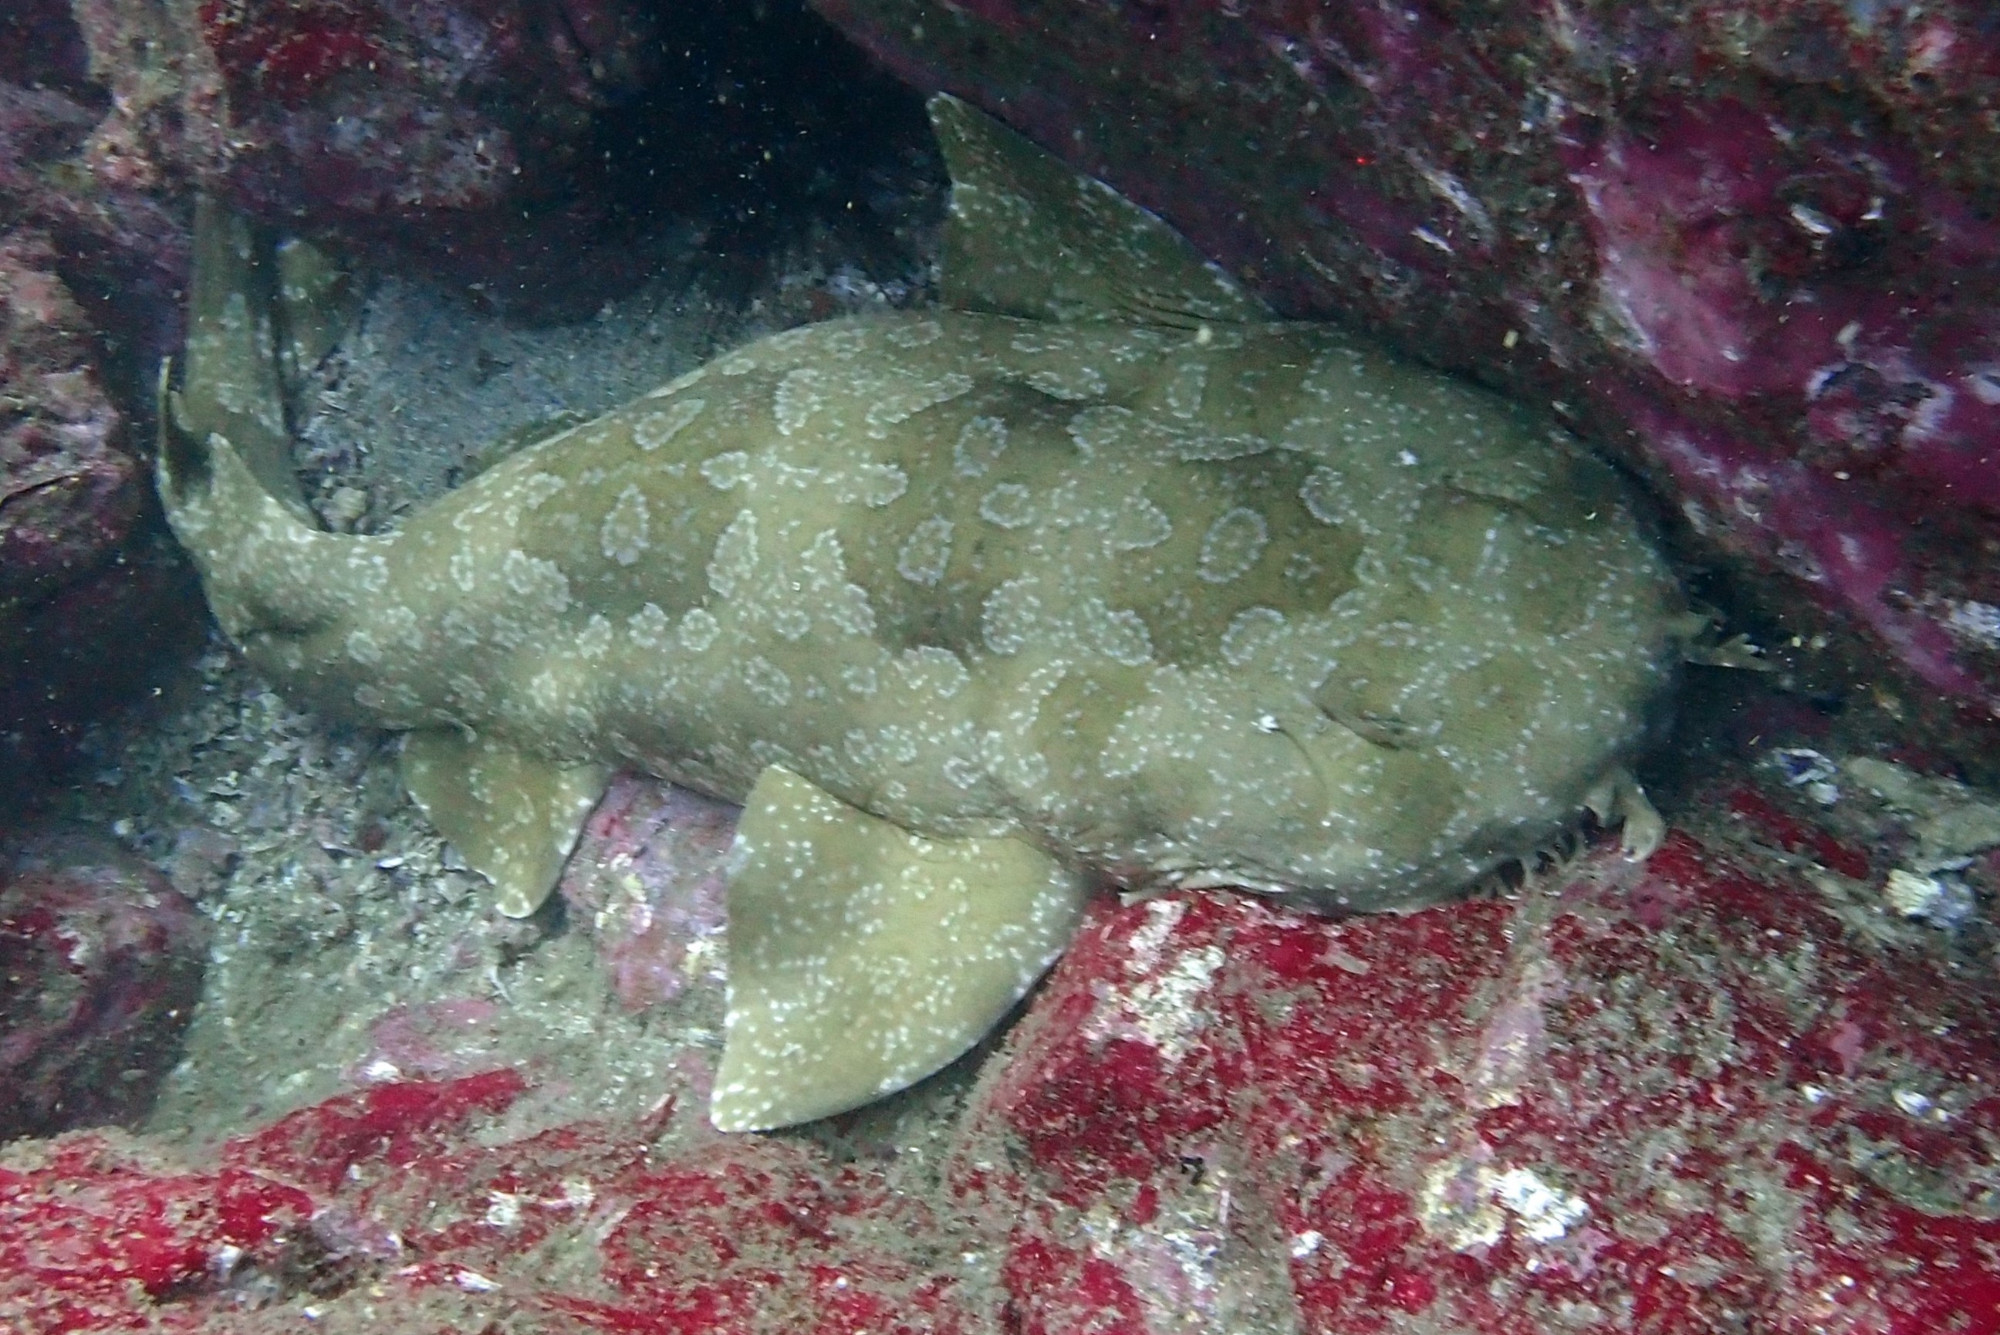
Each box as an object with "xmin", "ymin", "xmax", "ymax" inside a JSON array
[
  {"xmin": 954, "ymin": 415, "xmax": 1009, "ymax": 476},
  {"xmin": 1221, "ymin": 607, "xmax": 1288, "ymax": 666},
  {"xmin": 980, "ymin": 483, "xmax": 1035, "ymax": 529},
  {"xmin": 699, "ymin": 451, "xmax": 753, "ymax": 490},
  {"xmin": 774, "ymin": 367, "xmax": 825, "ymax": 436},
  {"xmin": 1108, "ymin": 494, "xmax": 1173, "ymax": 552},
  {"xmin": 982, "ymin": 577, "xmax": 1040, "ymax": 656}
]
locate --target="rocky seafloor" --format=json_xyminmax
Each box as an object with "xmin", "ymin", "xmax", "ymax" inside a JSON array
[
  {"xmin": 11, "ymin": 647, "xmax": 2000, "ymax": 1330},
  {"xmin": 5, "ymin": 0, "xmax": 2000, "ymax": 1331}
]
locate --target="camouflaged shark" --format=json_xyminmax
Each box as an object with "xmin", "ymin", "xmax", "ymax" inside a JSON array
[{"xmin": 157, "ymin": 95, "xmax": 1687, "ymax": 1131}]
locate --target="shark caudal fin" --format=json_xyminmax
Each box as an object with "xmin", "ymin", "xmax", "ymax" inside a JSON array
[
  {"xmin": 160, "ymin": 197, "xmax": 607, "ymax": 922},
  {"xmin": 156, "ymin": 199, "xmax": 362, "ymax": 645}
]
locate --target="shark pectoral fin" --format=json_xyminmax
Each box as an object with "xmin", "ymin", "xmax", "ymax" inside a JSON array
[
  {"xmin": 711, "ymin": 765, "xmax": 1088, "ymax": 1133},
  {"xmin": 400, "ymin": 729, "xmax": 609, "ymax": 918}
]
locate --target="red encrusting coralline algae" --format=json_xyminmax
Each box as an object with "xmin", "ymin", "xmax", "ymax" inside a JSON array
[
  {"xmin": 6, "ymin": 781, "xmax": 1996, "ymax": 1332},
  {"xmin": 959, "ymin": 836, "xmax": 2000, "ymax": 1331}
]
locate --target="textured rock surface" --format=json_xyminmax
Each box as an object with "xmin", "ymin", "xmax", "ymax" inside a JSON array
[
  {"xmin": 0, "ymin": 9, "xmax": 192, "ymax": 364},
  {"xmin": 0, "ymin": 16, "xmax": 205, "ymax": 799},
  {"xmin": 0, "ymin": 228, "xmax": 134, "ymax": 603},
  {"xmin": 0, "ymin": 836, "xmax": 209, "ymax": 1141},
  {"xmin": 0, "ymin": 229, "xmax": 202, "ymax": 803},
  {"xmin": 810, "ymin": 0, "xmax": 2000, "ymax": 735},
  {"xmin": 0, "ymin": 529, "xmax": 203, "ymax": 807},
  {"xmin": 97, "ymin": 0, "xmax": 935, "ymax": 317},
  {"xmin": 2, "ymin": 768, "xmax": 1996, "ymax": 1331},
  {"xmin": 954, "ymin": 839, "xmax": 2000, "ymax": 1331},
  {"xmin": 9, "ymin": 4, "xmax": 1999, "ymax": 1329},
  {"xmin": 194, "ymin": 0, "xmax": 659, "ymax": 271},
  {"xmin": 559, "ymin": 774, "xmax": 734, "ymax": 1012}
]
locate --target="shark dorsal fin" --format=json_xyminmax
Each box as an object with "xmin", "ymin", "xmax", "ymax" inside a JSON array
[{"xmin": 927, "ymin": 93, "xmax": 1270, "ymax": 329}]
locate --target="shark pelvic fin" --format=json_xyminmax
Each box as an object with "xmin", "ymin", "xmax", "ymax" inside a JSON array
[{"xmin": 402, "ymin": 728, "xmax": 609, "ymax": 918}]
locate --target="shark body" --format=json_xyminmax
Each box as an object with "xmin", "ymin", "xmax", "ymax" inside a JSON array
[{"xmin": 159, "ymin": 97, "xmax": 1685, "ymax": 1130}]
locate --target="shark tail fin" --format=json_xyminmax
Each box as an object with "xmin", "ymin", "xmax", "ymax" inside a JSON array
[
  {"xmin": 155, "ymin": 363, "xmax": 359, "ymax": 640},
  {"xmin": 154, "ymin": 197, "xmax": 360, "ymax": 641}
]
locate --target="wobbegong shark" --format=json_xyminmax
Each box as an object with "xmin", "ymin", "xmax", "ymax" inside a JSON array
[{"xmin": 157, "ymin": 95, "xmax": 1687, "ymax": 1132}]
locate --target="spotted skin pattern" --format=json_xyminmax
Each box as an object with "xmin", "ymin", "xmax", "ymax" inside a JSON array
[{"xmin": 158, "ymin": 98, "xmax": 1686, "ymax": 1130}]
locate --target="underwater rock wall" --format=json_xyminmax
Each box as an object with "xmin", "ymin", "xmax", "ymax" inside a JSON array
[
  {"xmin": 0, "ymin": 224, "xmax": 200, "ymax": 799},
  {"xmin": 4, "ymin": 6, "xmax": 1998, "ymax": 1330},
  {"xmin": 0, "ymin": 835, "xmax": 208, "ymax": 1142},
  {"xmin": 811, "ymin": 0, "xmax": 2000, "ymax": 738}
]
